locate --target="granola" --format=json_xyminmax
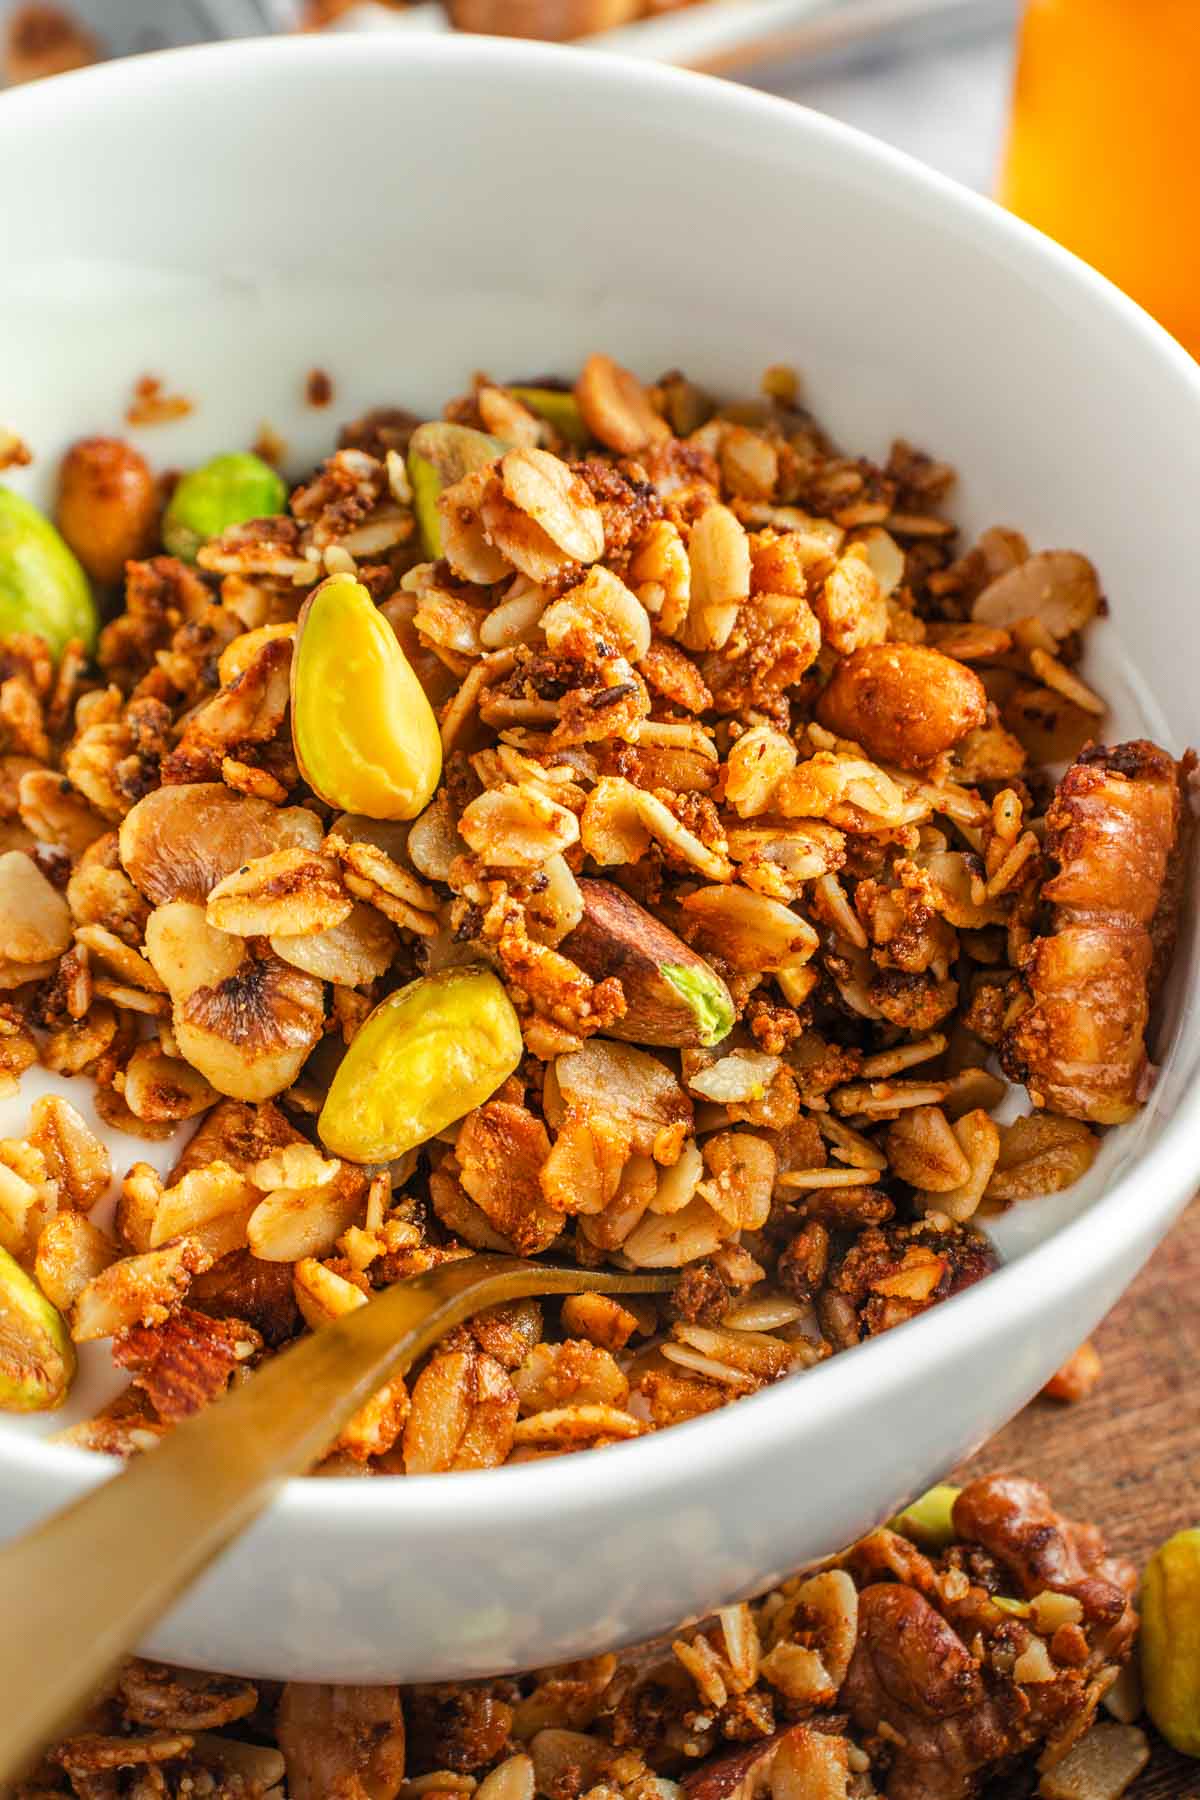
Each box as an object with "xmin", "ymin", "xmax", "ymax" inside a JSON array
[
  {"xmin": 0, "ymin": 354, "xmax": 1188, "ymax": 1468},
  {"xmin": 13, "ymin": 1475, "xmax": 1148, "ymax": 1800}
]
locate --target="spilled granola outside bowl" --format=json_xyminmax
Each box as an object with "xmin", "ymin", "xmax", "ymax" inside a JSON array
[{"xmin": 1, "ymin": 36, "xmax": 1199, "ymax": 1681}]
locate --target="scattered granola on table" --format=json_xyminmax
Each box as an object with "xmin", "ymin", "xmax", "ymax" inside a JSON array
[
  {"xmin": 10, "ymin": 1475, "xmax": 1151, "ymax": 1800},
  {"xmin": 0, "ymin": 353, "xmax": 1190, "ymax": 1469}
]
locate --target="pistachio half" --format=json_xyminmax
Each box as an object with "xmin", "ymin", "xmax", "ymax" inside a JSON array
[
  {"xmin": 0, "ymin": 486, "xmax": 97, "ymax": 657},
  {"xmin": 888, "ymin": 1483, "xmax": 962, "ymax": 1549},
  {"xmin": 162, "ymin": 451, "xmax": 287, "ymax": 563},
  {"xmin": 319, "ymin": 966, "xmax": 523, "ymax": 1163},
  {"xmin": 561, "ymin": 879, "xmax": 734, "ymax": 1049},
  {"xmin": 1141, "ymin": 1527, "xmax": 1200, "ymax": 1756},
  {"xmin": 507, "ymin": 388, "xmax": 590, "ymax": 449},
  {"xmin": 0, "ymin": 1244, "xmax": 76, "ymax": 1412},
  {"xmin": 406, "ymin": 422, "xmax": 505, "ymax": 558},
  {"xmin": 291, "ymin": 573, "xmax": 442, "ymax": 820}
]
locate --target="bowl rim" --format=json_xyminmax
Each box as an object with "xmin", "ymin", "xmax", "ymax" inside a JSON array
[{"xmin": 2, "ymin": 30, "xmax": 1199, "ymax": 1532}]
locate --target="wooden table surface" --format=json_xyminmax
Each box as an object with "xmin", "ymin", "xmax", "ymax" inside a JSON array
[{"xmin": 957, "ymin": 1193, "xmax": 1200, "ymax": 1798}]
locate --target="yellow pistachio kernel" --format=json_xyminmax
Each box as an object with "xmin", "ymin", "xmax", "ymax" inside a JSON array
[
  {"xmin": 291, "ymin": 572, "xmax": 441, "ymax": 820},
  {"xmin": 1141, "ymin": 1527, "xmax": 1200, "ymax": 1757},
  {"xmin": 888, "ymin": 1483, "xmax": 962, "ymax": 1549},
  {"xmin": 318, "ymin": 966, "xmax": 523, "ymax": 1164},
  {"xmin": 0, "ymin": 1244, "xmax": 76, "ymax": 1412}
]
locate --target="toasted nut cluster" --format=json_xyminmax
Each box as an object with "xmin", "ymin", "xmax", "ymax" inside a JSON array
[
  {"xmin": 0, "ymin": 355, "xmax": 1186, "ymax": 1480},
  {"xmin": 18, "ymin": 1474, "xmax": 1147, "ymax": 1800}
]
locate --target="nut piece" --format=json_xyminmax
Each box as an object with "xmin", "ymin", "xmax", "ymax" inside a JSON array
[
  {"xmin": 162, "ymin": 451, "xmax": 287, "ymax": 563},
  {"xmin": 0, "ymin": 485, "xmax": 97, "ymax": 656},
  {"xmin": 56, "ymin": 437, "xmax": 158, "ymax": 585},
  {"xmin": 0, "ymin": 1242, "xmax": 76, "ymax": 1411},
  {"xmin": 508, "ymin": 387, "xmax": 590, "ymax": 448},
  {"xmin": 319, "ymin": 966, "xmax": 523, "ymax": 1163},
  {"xmin": 146, "ymin": 901, "xmax": 325, "ymax": 1103},
  {"xmin": 1037, "ymin": 1723, "xmax": 1150, "ymax": 1799},
  {"xmin": 1042, "ymin": 1339, "xmax": 1103, "ymax": 1404},
  {"xmin": 816, "ymin": 643, "xmax": 987, "ymax": 770},
  {"xmin": 119, "ymin": 783, "xmax": 324, "ymax": 907},
  {"xmin": 888, "ymin": 1483, "xmax": 962, "ymax": 1549},
  {"xmin": 291, "ymin": 573, "xmax": 442, "ymax": 821},
  {"xmin": 561, "ymin": 879, "xmax": 734, "ymax": 1048},
  {"xmin": 1140, "ymin": 1527, "xmax": 1200, "ymax": 1756},
  {"xmin": 406, "ymin": 421, "xmax": 505, "ymax": 559}
]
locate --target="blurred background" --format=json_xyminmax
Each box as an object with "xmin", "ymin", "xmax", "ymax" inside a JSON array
[{"xmin": 2, "ymin": 0, "xmax": 1196, "ymax": 355}]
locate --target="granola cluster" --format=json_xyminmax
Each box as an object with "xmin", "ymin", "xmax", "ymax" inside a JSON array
[
  {"xmin": 14, "ymin": 1476, "xmax": 1148, "ymax": 1800},
  {"xmin": 0, "ymin": 354, "xmax": 1185, "ymax": 1466}
]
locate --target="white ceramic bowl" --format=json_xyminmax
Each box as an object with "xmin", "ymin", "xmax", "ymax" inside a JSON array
[{"xmin": 1, "ymin": 35, "xmax": 1198, "ymax": 1684}]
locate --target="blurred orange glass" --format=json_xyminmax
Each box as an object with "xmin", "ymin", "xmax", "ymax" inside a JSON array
[{"xmin": 998, "ymin": 0, "xmax": 1200, "ymax": 357}]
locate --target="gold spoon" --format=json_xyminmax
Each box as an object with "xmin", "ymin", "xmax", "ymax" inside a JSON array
[{"xmin": 0, "ymin": 1254, "xmax": 675, "ymax": 1783}]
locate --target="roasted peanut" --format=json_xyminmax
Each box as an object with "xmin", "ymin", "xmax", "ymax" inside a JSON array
[
  {"xmin": 816, "ymin": 642, "xmax": 986, "ymax": 770},
  {"xmin": 55, "ymin": 436, "xmax": 157, "ymax": 585},
  {"xmin": 575, "ymin": 353, "xmax": 668, "ymax": 455}
]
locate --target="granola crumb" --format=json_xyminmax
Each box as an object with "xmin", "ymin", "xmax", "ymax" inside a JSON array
[
  {"xmin": 0, "ymin": 428, "xmax": 32, "ymax": 470},
  {"xmin": 305, "ymin": 367, "xmax": 335, "ymax": 408},
  {"xmin": 251, "ymin": 422, "xmax": 288, "ymax": 467},
  {"xmin": 125, "ymin": 375, "xmax": 193, "ymax": 429},
  {"xmin": 1042, "ymin": 1339, "xmax": 1104, "ymax": 1404}
]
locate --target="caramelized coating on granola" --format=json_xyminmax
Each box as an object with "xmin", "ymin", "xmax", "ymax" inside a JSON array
[
  {"xmin": 1001, "ymin": 740, "xmax": 1185, "ymax": 1122},
  {"xmin": 841, "ymin": 1477, "xmax": 1138, "ymax": 1799},
  {"xmin": 951, "ymin": 1475, "xmax": 1137, "ymax": 1656},
  {"xmin": 816, "ymin": 643, "xmax": 986, "ymax": 772},
  {"xmin": 0, "ymin": 357, "xmax": 1187, "ymax": 1475},
  {"xmin": 18, "ymin": 1475, "xmax": 1142, "ymax": 1800},
  {"xmin": 111, "ymin": 1305, "xmax": 262, "ymax": 1421}
]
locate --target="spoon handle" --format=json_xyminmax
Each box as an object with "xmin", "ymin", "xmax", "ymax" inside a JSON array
[{"xmin": 0, "ymin": 1255, "xmax": 673, "ymax": 1783}]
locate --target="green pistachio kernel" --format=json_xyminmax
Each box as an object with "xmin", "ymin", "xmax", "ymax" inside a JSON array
[
  {"xmin": 661, "ymin": 963, "xmax": 735, "ymax": 1048},
  {"xmin": 406, "ymin": 423, "xmax": 505, "ymax": 559},
  {"xmin": 0, "ymin": 488, "xmax": 97, "ymax": 657},
  {"xmin": 888, "ymin": 1483, "xmax": 962, "ymax": 1550},
  {"xmin": 162, "ymin": 451, "xmax": 287, "ymax": 562},
  {"xmin": 0, "ymin": 1244, "xmax": 76, "ymax": 1412},
  {"xmin": 508, "ymin": 387, "xmax": 591, "ymax": 449}
]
